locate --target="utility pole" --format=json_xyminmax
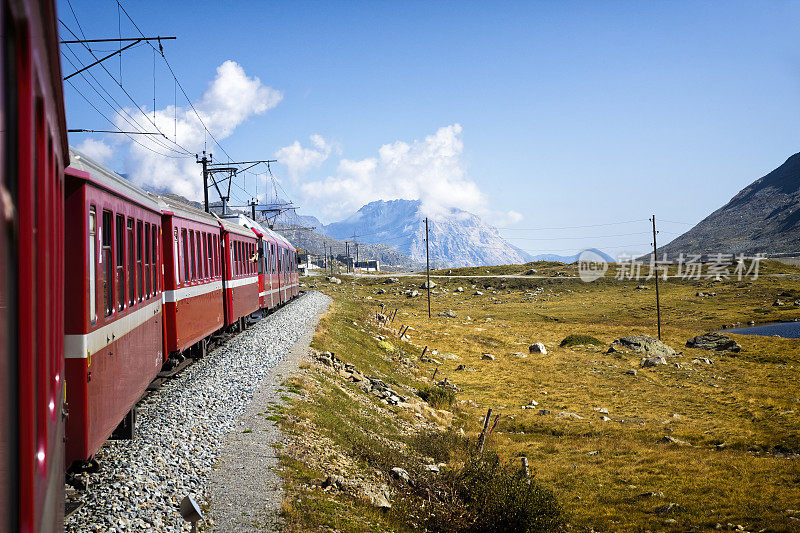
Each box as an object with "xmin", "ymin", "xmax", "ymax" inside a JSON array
[
  {"xmin": 249, "ymin": 198, "xmax": 258, "ymax": 220},
  {"xmin": 425, "ymin": 217, "xmax": 431, "ymax": 318},
  {"xmin": 355, "ymin": 243, "xmax": 359, "ymax": 272},
  {"xmin": 651, "ymin": 215, "xmax": 662, "ymax": 340},
  {"xmin": 197, "ymin": 151, "xmax": 212, "ymax": 213},
  {"xmin": 345, "ymin": 242, "xmax": 350, "ymax": 273}
]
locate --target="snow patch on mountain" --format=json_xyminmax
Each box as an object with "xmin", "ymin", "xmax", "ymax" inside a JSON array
[{"xmin": 323, "ymin": 199, "xmax": 532, "ymax": 267}]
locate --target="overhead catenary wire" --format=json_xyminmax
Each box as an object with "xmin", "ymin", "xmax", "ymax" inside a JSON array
[
  {"xmin": 115, "ymin": 0, "xmax": 235, "ymax": 164},
  {"xmin": 60, "ymin": 47, "xmax": 191, "ymax": 158},
  {"xmin": 59, "ymin": 19, "xmax": 193, "ymax": 157},
  {"xmin": 64, "ymin": 76, "xmax": 187, "ymax": 159}
]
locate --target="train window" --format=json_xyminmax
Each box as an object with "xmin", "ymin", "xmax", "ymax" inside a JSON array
[
  {"xmin": 213, "ymin": 235, "xmax": 219, "ymax": 277},
  {"xmin": 144, "ymin": 223, "xmax": 151, "ymax": 297},
  {"xmin": 128, "ymin": 218, "xmax": 135, "ymax": 306},
  {"xmin": 189, "ymin": 229, "xmax": 196, "ymax": 281},
  {"xmin": 152, "ymin": 225, "xmax": 158, "ymax": 292},
  {"xmin": 196, "ymin": 231, "xmax": 203, "ymax": 279},
  {"xmin": 89, "ymin": 207, "xmax": 97, "ymax": 323},
  {"xmin": 206, "ymin": 233, "xmax": 212, "ymax": 278},
  {"xmin": 102, "ymin": 210, "xmax": 113, "ymax": 316},
  {"xmin": 137, "ymin": 221, "xmax": 143, "ymax": 301},
  {"xmin": 116, "ymin": 215, "xmax": 125, "ymax": 310},
  {"xmin": 202, "ymin": 232, "xmax": 208, "ymax": 279},
  {"xmin": 234, "ymin": 240, "xmax": 239, "ymax": 276},
  {"xmin": 182, "ymin": 228, "xmax": 189, "ymax": 284}
]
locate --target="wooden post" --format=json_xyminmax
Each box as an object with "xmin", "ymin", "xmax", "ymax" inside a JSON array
[
  {"xmin": 489, "ymin": 414, "xmax": 500, "ymax": 435},
  {"xmin": 432, "ymin": 366, "xmax": 438, "ymax": 381},
  {"xmin": 391, "ymin": 308, "xmax": 398, "ymax": 323},
  {"xmin": 651, "ymin": 215, "xmax": 662, "ymax": 340},
  {"xmin": 421, "ymin": 346, "xmax": 428, "ymax": 357},
  {"xmin": 426, "ymin": 217, "xmax": 431, "ymax": 318},
  {"xmin": 477, "ymin": 408, "xmax": 493, "ymax": 454},
  {"xmin": 521, "ymin": 457, "xmax": 529, "ymax": 477}
]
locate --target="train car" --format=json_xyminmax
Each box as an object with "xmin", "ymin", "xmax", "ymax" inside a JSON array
[
  {"xmin": 158, "ymin": 195, "xmax": 223, "ymax": 361},
  {"xmin": 220, "ymin": 218, "xmax": 260, "ymax": 329},
  {"xmin": 63, "ymin": 148, "xmax": 163, "ymax": 467},
  {"xmin": 234, "ymin": 215, "xmax": 281, "ymax": 310},
  {"xmin": 271, "ymin": 230, "xmax": 298, "ymax": 303},
  {"xmin": 1, "ymin": 0, "xmax": 69, "ymax": 530}
]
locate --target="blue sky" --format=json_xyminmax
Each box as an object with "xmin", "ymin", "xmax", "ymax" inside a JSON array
[{"xmin": 58, "ymin": 1, "xmax": 800, "ymax": 257}]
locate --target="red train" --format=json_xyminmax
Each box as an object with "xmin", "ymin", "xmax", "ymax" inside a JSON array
[{"xmin": 1, "ymin": 2, "xmax": 300, "ymax": 530}]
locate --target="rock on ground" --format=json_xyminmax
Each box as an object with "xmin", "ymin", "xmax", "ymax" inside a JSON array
[
  {"xmin": 612, "ymin": 335, "xmax": 677, "ymax": 358},
  {"xmin": 686, "ymin": 332, "xmax": 741, "ymax": 352}
]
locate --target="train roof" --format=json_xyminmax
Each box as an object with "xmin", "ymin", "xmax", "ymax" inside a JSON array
[
  {"xmin": 152, "ymin": 193, "xmax": 221, "ymax": 227},
  {"xmin": 234, "ymin": 215, "xmax": 296, "ymax": 251},
  {"xmin": 67, "ymin": 147, "xmax": 160, "ymax": 212},
  {"xmin": 218, "ymin": 217, "xmax": 258, "ymax": 239}
]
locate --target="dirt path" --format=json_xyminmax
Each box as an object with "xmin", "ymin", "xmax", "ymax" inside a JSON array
[{"xmin": 207, "ymin": 295, "xmax": 330, "ymax": 532}]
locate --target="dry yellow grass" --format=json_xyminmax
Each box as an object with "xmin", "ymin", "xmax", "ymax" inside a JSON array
[{"xmin": 306, "ymin": 262, "xmax": 800, "ymax": 531}]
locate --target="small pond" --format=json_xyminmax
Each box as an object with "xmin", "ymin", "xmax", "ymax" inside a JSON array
[{"xmin": 726, "ymin": 321, "xmax": 800, "ymax": 339}]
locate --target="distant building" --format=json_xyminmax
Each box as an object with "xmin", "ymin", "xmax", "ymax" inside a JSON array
[{"xmin": 355, "ymin": 260, "xmax": 380, "ymax": 272}]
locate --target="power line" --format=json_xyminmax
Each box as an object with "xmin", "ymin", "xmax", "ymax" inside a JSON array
[
  {"xmin": 60, "ymin": 48, "xmax": 191, "ymax": 158},
  {"xmin": 115, "ymin": 0, "xmax": 235, "ymax": 163},
  {"xmin": 59, "ymin": 19, "xmax": 193, "ymax": 157},
  {"xmin": 497, "ymin": 219, "xmax": 648, "ymax": 231},
  {"xmin": 64, "ymin": 76, "xmax": 187, "ymax": 159},
  {"xmin": 506, "ymin": 231, "xmax": 652, "ymax": 241}
]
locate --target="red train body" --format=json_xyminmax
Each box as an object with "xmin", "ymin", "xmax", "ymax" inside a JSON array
[
  {"xmin": 159, "ymin": 197, "xmax": 224, "ymax": 358},
  {"xmin": 220, "ymin": 218, "xmax": 261, "ymax": 328},
  {"xmin": 2, "ymin": 3, "xmax": 301, "ymax": 529},
  {"xmin": 1, "ymin": 0, "xmax": 69, "ymax": 531},
  {"xmin": 63, "ymin": 152, "xmax": 164, "ymax": 466}
]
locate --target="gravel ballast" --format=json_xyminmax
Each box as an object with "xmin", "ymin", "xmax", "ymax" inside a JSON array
[{"xmin": 65, "ymin": 291, "xmax": 331, "ymax": 532}]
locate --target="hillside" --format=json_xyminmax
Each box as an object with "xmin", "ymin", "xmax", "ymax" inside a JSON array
[
  {"xmin": 273, "ymin": 225, "xmax": 424, "ymax": 270},
  {"xmin": 322, "ymin": 199, "xmax": 533, "ymax": 268},
  {"xmin": 659, "ymin": 152, "xmax": 800, "ymax": 257}
]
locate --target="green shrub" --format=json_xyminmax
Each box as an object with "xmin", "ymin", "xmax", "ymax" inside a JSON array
[
  {"xmin": 409, "ymin": 429, "xmax": 472, "ymax": 463},
  {"xmin": 451, "ymin": 457, "xmax": 562, "ymax": 532},
  {"xmin": 417, "ymin": 385, "xmax": 456, "ymax": 409},
  {"xmin": 559, "ymin": 334, "xmax": 604, "ymax": 347}
]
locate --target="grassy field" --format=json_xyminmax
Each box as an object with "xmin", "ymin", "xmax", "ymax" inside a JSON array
[{"xmin": 279, "ymin": 261, "xmax": 800, "ymax": 532}]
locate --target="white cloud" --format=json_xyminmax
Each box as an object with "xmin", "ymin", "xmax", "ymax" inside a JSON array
[
  {"xmin": 114, "ymin": 60, "xmax": 282, "ymax": 199},
  {"xmin": 76, "ymin": 138, "xmax": 112, "ymax": 164},
  {"xmin": 274, "ymin": 134, "xmax": 331, "ymax": 182},
  {"xmin": 289, "ymin": 124, "xmax": 521, "ymax": 225}
]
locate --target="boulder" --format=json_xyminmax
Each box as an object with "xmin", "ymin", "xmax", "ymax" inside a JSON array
[
  {"xmin": 420, "ymin": 281, "xmax": 437, "ymax": 289},
  {"xmin": 625, "ymin": 368, "xmax": 638, "ymax": 376},
  {"xmin": 326, "ymin": 276, "xmax": 342, "ymax": 284},
  {"xmin": 407, "ymin": 290, "xmax": 420, "ymax": 298},
  {"xmin": 384, "ymin": 277, "xmax": 400, "ymax": 284},
  {"xmin": 437, "ymin": 309, "xmax": 458, "ymax": 318},
  {"xmin": 456, "ymin": 286, "xmax": 464, "ymax": 292},
  {"xmin": 524, "ymin": 269, "xmax": 537, "ymax": 275},
  {"xmin": 686, "ymin": 332, "xmax": 741, "ymax": 352},
  {"xmin": 528, "ymin": 342, "xmax": 547, "ymax": 355},
  {"xmin": 641, "ymin": 356, "xmax": 667, "ymax": 367},
  {"xmin": 691, "ymin": 357, "xmax": 714, "ymax": 365},
  {"xmin": 473, "ymin": 291, "xmax": 483, "ymax": 296},
  {"xmin": 557, "ymin": 411, "xmax": 584, "ymax": 420},
  {"xmin": 390, "ymin": 467, "xmax": 411, "ymax": 484},
  {"xmin": 635, "ymin": 285, "xmax": 649, "ymax": 290},
  {"xmin": 481, "ymin": 353, "xmax": 495, "ymax": 360},
  {"xmin": 612, "ymin": 335, "xmax": 677, "ymax": 358}
]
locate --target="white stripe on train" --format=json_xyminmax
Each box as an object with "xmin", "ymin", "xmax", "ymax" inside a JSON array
[{"xmin": 64, "ymin": 300, "xmax": 162, "ymax": 359}]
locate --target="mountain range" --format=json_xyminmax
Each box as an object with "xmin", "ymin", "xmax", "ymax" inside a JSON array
[
  {"xmin": 320, "ymin": 200, "xmax": 534, "ymax": 268},
  {"xmin": 658, "ymin": 151, "xmax": 800, "ymax": 258}
]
